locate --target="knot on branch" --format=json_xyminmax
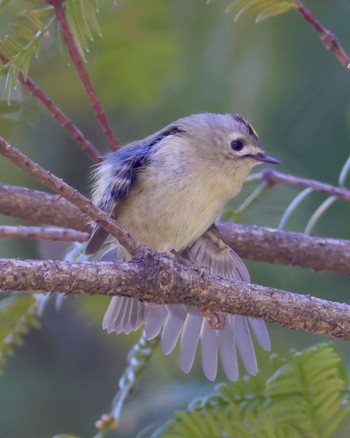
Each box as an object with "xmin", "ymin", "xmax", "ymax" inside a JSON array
[
  {"xmin": 261, "ymin": 168, "xmax": 277, "ymax": 188},
  {"xmin": 321, "ymin": 31, "xmax": 338, "ymax": 52}
]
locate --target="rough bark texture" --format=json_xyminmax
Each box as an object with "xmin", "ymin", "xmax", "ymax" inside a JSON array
[
  {"xmin": 0, "ymin": 183, "xmax": 90, "ymax": 231},
  {"xmin": 1, "ymin": 183, "xmax": 350, "ymax": 277},
  {"xmin": 1, "ymin": 257, "xmax": 350, "ymax": 341},
  {"xmin": 217, "ymin": 222, "xmax": 350, "ymax": 277}
]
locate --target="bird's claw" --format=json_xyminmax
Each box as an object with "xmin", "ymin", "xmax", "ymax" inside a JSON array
[{"xmin": 203, "ymin": 309, "xmax": 226, "ymax": 330}]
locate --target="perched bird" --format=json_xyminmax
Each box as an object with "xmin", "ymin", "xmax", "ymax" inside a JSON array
[{"xmin": 86, "ymin": 113, "xmax": 281, "ymax": 380}]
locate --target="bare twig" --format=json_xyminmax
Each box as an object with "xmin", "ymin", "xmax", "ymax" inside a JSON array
[
  {"xmin": 0, "ymin": 225, "xmax": 89, "ymax": 242},
  {"xmin": 261, "ymin": 169, "xmax": 350, "ymax": 201},
  {"xmin": 1, "ymin": 183, "xmax": 350, "ymax": 277},
  {"xmin": 1, "ymin": 257, "xmax": 350, "ymax": 342},
  {"xmin": 0, "ymin": 54, "xmax": 102, "ymax": 164},
  {"xmin": 48, "ymin": 0, "xmax": 119, "ymax": 150},
  {"xmin": 0, "ymin": 137, "xmax": 139, "ymax": 255},
  {"xmin": 294, "ymin": 0, "xmax": 350, "ymax": 71}
]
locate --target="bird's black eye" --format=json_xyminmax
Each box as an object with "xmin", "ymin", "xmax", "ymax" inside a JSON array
[{"xmin": 231, "ymin": 139, "xmax": 245, "ymax": 151}]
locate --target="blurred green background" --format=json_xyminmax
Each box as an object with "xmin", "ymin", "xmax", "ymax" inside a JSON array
[{"xmin": 0, "ymin": 0, "xmax": 350, "ymax": 437}]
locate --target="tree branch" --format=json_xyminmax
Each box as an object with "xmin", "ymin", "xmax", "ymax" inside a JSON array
[
  {"xmin": 217, "ymin": 222, "xmax": 350, "ymax": 277},
  {"xmin": 1, "ymin": 257, "xmax": 350, "ymax": 342},
  {"xmin": 294, "ymin": 0, "xmax": 350, "ymax": 71},
  {"xmin": 261, "ymin": 169, "xmax": 350, "ymax": 201},
  {"xmin": 1, "ymin": 182, "xmax": 350, "ymax": 277},
  {"xmin": 48, "ymin": 0, "xmax": 119, "ymax": 150},
  {"xmin": 0, "ymin": 183, "xmax": 90, "ymax": 232},
  {"xmin": 0, "ymin": 53, "xmax": 102, "ymax": 164},
  {"xmin": 0, "ymin": 136, "xmax": 140, "ymax": 256},
  {"xmin": 0, "ymin": 225, "xmax": 89, "ymax": 242}
]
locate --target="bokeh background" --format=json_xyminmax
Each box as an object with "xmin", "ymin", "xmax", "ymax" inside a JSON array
[{"xmin": 0, "ymin": 0, "xmax": 350, "ymax": 437}]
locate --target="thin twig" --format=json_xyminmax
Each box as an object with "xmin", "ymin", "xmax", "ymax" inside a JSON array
[
  {"xmin": 294, "ymin": 0, "xmax": 350, "ymax": 71},
  {"xmin": 2, "ymin": 257, "xmax": 350, "ymax": 342},
  {"xmin": 0, "ymin": 225, "xmax": 89, "ymax": 242},
  {"xmin": 1, "ymin": 183, "xmax": 350, "ymax": 277},
  {"xmin": 48, "ymin": 0, "xmax": 119, "ymax": 150},
  {"xmin": 261, "ymin": 168, "xmax": 350, "ymax": 201},
  {"xmin": 0, "ymin": 53, "xmax": 102, "ymax": 164},
  {"xmin": 0, "ymin": 137, "xmax": 139, "ymax": 256}
]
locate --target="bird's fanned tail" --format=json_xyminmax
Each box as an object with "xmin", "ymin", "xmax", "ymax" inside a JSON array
[{"xmin": 101, "ymin": 224, "xmax": 270, "ymax": 380}]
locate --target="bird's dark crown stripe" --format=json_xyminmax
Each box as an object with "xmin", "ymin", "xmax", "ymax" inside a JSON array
[{"xmin": 232, "ymin": 113, "xmax": 259, "ymax": 140}]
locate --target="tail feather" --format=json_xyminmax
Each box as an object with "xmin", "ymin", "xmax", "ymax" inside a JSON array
[
  {"xmin": 179, "ymin": 309, "xmax": 203, "ymax": 373},
  {"xmin": 219, "ymin": 322, "xmax": 239, "ymax": 381},
  {"xmin": 200, "ymin": 320, "xmax": 219, "ymax": 381},
  {"xmin": 100, "ymin": 224, "xmax": 270, "ymax": 380},
  {"xmin": 161, "ymin": 305, "xmax": 187, "ymax": 355},
  {"xmin": 234, "ymin": 316, "xmax": 258, "ymax": 376}
]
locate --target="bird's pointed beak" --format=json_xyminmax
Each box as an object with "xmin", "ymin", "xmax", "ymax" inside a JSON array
[{"xmin": 254, "ymin": 152, "xmax": 282, "ymax": 165}]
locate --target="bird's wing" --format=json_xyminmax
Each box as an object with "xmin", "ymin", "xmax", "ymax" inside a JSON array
[
  {"xmin": 85, "ymin": 144, "xmax": 150, "ymax": 254},
  {"xmin": 85, "ymin": 125, "xmax": 184, "ymax": 255}
]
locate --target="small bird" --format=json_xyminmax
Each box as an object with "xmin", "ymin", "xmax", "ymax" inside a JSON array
[{"xmin": 86, "ymin": 113, "xmax": 281, "ymax": 381}]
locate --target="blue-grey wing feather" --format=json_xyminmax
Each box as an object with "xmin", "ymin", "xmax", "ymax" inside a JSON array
[{"xmin": 85, "ymin": 125, "xmax": 184, "ymax": 255}]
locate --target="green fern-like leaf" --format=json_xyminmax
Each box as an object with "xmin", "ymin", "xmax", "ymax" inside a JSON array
[
  {"xmin": 0, "ymin": 294, "xmax": 45, "ymax": 373},
  {"xmin": 153, "ymin": 344, "xmax": 350, "ymax": 438},
  {"xmin": 65, "ymin": 0, "xmax": 101, "ymax": 61},
  {"xmin": 0, "ymin": 0, "xmax": 14, "ymax": 11},
  {"xmin": 226, "ymin": 0, "xmax": 295, "ymax": 22},
  {"xmin": 0, "ymin": 5, "xmax": 56, "ymax": 102}
]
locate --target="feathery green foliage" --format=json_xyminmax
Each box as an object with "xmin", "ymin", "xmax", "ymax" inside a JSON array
[
  {"xmin": 226, "ymin": 0, "xmax": 295, "ymax": 22},
  {"xmin": 152, "ymin": 344, "xmax": 350, "ymax": 438},
  {"xmin": 65, "ymin": 0, "xmax": 101, "ymax": 61},
  {"xmin": 0, "ymin": 294, "xmax": 43, "ymax": 373},
  {"xmin": 0, "ymin": 0, "xmax": 101, "ymax": 102},
  {"xmin": 0, "ymin": 3, "xmax": 55, "ymax": 102}
]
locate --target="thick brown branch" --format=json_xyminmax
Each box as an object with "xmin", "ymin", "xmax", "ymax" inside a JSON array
[
  {"xmin": 0, "ymin": 225, "xmax": 89, "ymax": 242},
  {"xmin": 294, "ymin": 0, "xmax": 350, "ymax": 71},
  {"xmin": 1, "ymin": 257, "xmax": 350, "ymax": 342},
  {"xmin": 0, "ymin": 184, "xmax": 90, "ymax": 232},
  {"xmin": 1, "ymin": 183, "xmax": 350, "ymax": 277},
  {"xmin": 0, "ymin": 54, "xmax": 102, "ymax": 164},
  {"xmin": 217, "ymin": 222, "xmax": 350, "ymax": 277},
  {"xmin": 48, "ymin": 0, "xmax": 119, "ymax": 150},
  {"xmin": 0, "ymin": 137, "xmax": 140, "ymax": 255},
  {"xmin": 262, "ymin": 169, "xmax": 350, "ymax": 201}
]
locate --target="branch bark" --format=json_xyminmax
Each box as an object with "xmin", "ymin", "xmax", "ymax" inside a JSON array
[
  {"xmin": 294, "ymin": 0, "xmax": 350, "ymax": 71},
  {"xmin": 0, "ymin": 137, "xmax": 140, "ymax": 256},
  {"xmin": 0, "ymin": 54, "xmax": 102, "ymax": 164},
  {"xmin": 1, "ymin": 257, "xmax": 350, "ymax": 342},
  {"xmin": 0, "ymin": 183, "xmax": 90, "ymax": 231},
  {"xmin": 1, "ymin": 182, "xmax": 350, "ymax": 276},
  {"xmin": 48, "ymin": 0, "xmax": 119, "ymax": 150},
  {"xmin": 261, "ymin": 169, "xmax": 350, "ymax": 201},
  {"xmin": 0, "ymin": 225, "xmax": 89, "ymax": 242}
]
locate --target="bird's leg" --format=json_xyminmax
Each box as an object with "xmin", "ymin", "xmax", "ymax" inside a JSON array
[
  {"xmin": 202, "ymin": 309, "xmax": 226, "ymax": 330},
  {"xmin": 171, "ymin": 249, "xmax": 204, "ymax": 272},
  {"xmin": 171, "ymin": 250, "xmax": 225, "ymax": 329}
]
